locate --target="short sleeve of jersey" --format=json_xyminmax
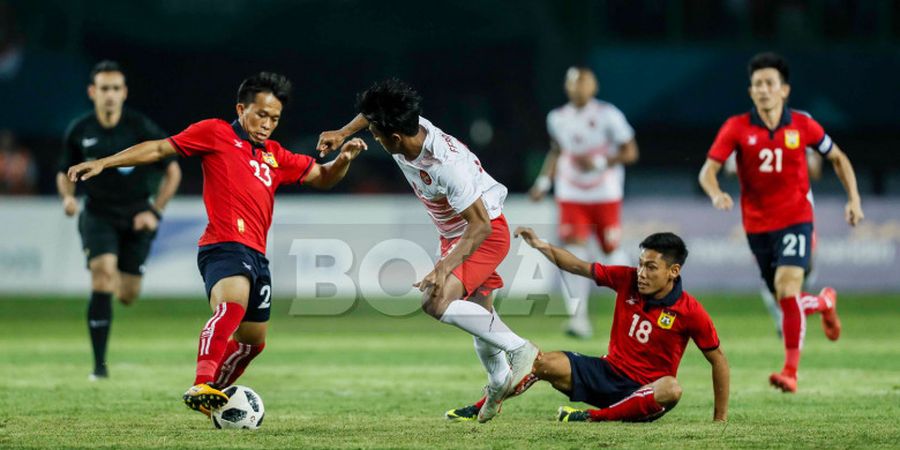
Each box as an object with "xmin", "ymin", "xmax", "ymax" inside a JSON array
[
  {"xmin": 546, "ymin": 111, "xmax": 561, "ymax": 143},
  {"xmin": 275, "ymin": 145, "xmax": 315, "ymax": 185},
  {"xmin": 168, "ymin": 119, "xmax": 220, "ymax": 158},
  {"xmin": 440, "ymin": 161, "xmax": 481, "ymax": 214},
  {"xmin": 590, "ymin": 263, "xmax": 635, "ymax": 290},
  {"xmin": 687, "ymin": 302, "xmax": 720, "ymax": 352},
  {"xmin": 707, "ymin": 118, "xmax": 738, "ymax": 163},
  {"xmin": 59, "ymin": 121, "xmax": 83, "ymax": 172},
  {"xmin": 804, "ymin": 116, "xmax": 833, "ymax": 156},
  {"xmin": 605, "ymin": 104, "xmax": 635, "ymax": 145}
]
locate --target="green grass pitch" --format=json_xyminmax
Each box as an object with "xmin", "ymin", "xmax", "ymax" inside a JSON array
[{"xmin": 2, "ymin": 293, "xmax": 899, "ymax": 449}]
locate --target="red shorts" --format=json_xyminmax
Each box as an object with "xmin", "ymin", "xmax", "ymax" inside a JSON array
[
  {"xmin": 558, "ymin": 200, "xmax": 622, "ymax": 253},
  {"xmin": 439, "ymin": 214, "xmax": 510, "ymax": 299}
]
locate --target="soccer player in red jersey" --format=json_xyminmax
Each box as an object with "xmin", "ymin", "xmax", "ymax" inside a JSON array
[
  {"xmin": 68, "ymin": 72, "xmax": 368, "ymax": 415},
  {"xmin": 446, "ymin": 228, "xmax": 729, "ymax": 422},
  {"xmin": 699, "ymin": 53, "xmax": 864, "ymax": 393},
  {"xmin": 317, "ymin": 79, "xmax": 539, "ymax": 423}
]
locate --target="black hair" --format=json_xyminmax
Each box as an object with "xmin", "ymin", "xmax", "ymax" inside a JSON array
[
  {"xmin": 640, "ymin": 232, "xmax": 688, "ymax": 267},
  {"xmin": 356, "ymin": 78, "xmax": 422, "ymax": 136},
  {"xmin": 237, "ymin": 72, "xmax": 292, "ymax": 106},
  {"xmin": 89, "ymin": 60, "xmax": 124, "ymax": 84},
  {"xmin": 748, "ymin": 52, "xmax": 790, "ymax": 84}
]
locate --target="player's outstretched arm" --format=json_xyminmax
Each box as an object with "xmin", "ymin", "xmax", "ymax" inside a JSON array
[
  {"xmin": 304, "ymin": 138, "xmax": 367, "ymax": 189},
  {"xmin": 698, "ymin": 158, "xmax": 733, "ymax": 211},
  {"xmin": 514, "ymin": 226, "xmax": 592, "ymax": 278},
  {"xmin": 703, "ymin": 347, "xmax": 730, "ymax": 422},
  {"xmin": 316, "ymin": 114, "xmax": 370, "ymax": 157},
  {"xmin": 825, "ymin": 145, "xmax": 864, "ymax": 226},
  {"xmin": 529, "ymin": 141, "xmax": 560, "ymax": 202},
  {"xmin": 67, "ymin": 139, "xmax": 177, "ymax": 182}
]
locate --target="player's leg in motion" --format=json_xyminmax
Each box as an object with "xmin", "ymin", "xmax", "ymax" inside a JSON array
[
  {"xmin": 117, "ymin": 274, "xmax": 143, "ymax": 306},
  {"xmin": 425, "ymin": 276, "xmax": 538, "ymax": 423},
  {"xmin": 557, "ymin": 202, "xmax": 594, "ymax": 339},
  {"xmin": 770, "ymin": 266, "xmax": 841, "ymax": 393},
  {"xmin": 87, "ymin": 254, "xmax": 118, "ymax": 380},
  {"xmin": 183, "ymin": 275, "xmax": 249, "ymax": 413},
  {"xmin": 213, "ymin": 321, "xmax": 268, "ymax": 388}
]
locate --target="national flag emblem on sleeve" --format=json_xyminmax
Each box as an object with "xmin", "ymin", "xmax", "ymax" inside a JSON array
[
  {"xmin": 262, "ymin": 152, "xmax": 279, "ymax": 168},
  {"xmin": 657, "ymin": 311, "xmax": 676, "ymax": 330},
  {"xmin": 419, "ymin": 170, "xmax": 432, "ymax": 185},
  {"xmin": 784, "ymin": 130, "xmax": 800, "ymax": 149}
]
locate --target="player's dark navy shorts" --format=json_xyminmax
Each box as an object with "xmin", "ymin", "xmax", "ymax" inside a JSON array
[
  {"xmin": 746, "ymin": 222, "xmax": 813, "ymax": 293},
  {"xmin": 197, "ymin": 242, "xmax": 272, "ymax": 323},
  {"xmin": 563, "ymin": 352, "xmax": 643, "ymax": 408},
  {"xmin": 78, "ymin": 209, "xmax": 157, "ymax": 275}
]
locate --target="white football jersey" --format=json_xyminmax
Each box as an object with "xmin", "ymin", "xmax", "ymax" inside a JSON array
[
  {"xmin": 547, "ymin": 99, "xmax": 634, "ymax": 203},
  {"xmin": 394, "ymin": 117, "xmax": 507, "ymax": 238}
]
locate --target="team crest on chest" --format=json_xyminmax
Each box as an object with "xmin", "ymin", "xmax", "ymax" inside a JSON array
[
  {"xmin": 262, "ymin": 152, "xmax": 279, "ymax": 168},
  {"xmin": 657, "ymin": 310, "xmax": 677, "ymax": 330},
  {"xmin": 784, "ymin": 130, "xmax": 800, "ymax": 149},
  {"xmin": 419, "ymin": 170, "xmax": 432, "ymax": 185}
]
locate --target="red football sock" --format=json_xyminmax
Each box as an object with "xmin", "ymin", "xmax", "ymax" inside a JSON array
[
  {"xmin": 194, "ymin": 302, "xmax": 245, "ymax": 385},
  {"xmin": 799, "ymin": 292, "xmax": 829, "ymax": 315},
  {"xmin": 779, "ymin": 295, "xmax": 805, "ymax": 378},
  {"xmin": 474, "ymin": 396, "xmax": 486, "ymax": 410},
  {"xmin": 586, "ymin": 387, "xmax": 664, "ymax": 422},
  {"xmin": 214, "ymin": 340, "xmax": 265, "ymax": 387}
]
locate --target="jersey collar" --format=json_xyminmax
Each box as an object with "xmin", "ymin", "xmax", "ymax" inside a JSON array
[
  {"xmin": 750, "ymin": 106, "xmax": 792, "ymax": 131},
  {"xmin": 642, "ymin": 276, "xmax": 683, "ymax": 310},
  {"xmin": 231, "ymin": 120, "xmax": 267, "ymax": 155}
]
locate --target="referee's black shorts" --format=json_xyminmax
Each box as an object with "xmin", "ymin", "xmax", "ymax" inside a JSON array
[{"xmin": 78, "ymin": 209, "xmax": 157, "ymax": 275}]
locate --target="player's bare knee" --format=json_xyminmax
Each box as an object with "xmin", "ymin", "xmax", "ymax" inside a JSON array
[
  {"xmin": 653, "ymin": 377, "xmax": 682, "ymax": 405},
  {"xmin": 421, "ymin": 296, "xmax": 444, "ymax": 319}
]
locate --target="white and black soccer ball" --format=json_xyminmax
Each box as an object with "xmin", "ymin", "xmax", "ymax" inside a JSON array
[{"xmin": 211, "ymin": 385, "xmax": 265, "ymax": 430}]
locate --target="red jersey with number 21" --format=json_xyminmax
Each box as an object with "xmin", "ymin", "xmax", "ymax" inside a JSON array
[
  {"xmin": 168, "ymin": 119, "xmax": 315, "ymax": 254},
  {"xmin": 591, "ymin": 263, "xmax": 720, "ymax": 386},
  {"xmin": 707, "ymin": 108, "xmax": 834, "ymax": 233}
]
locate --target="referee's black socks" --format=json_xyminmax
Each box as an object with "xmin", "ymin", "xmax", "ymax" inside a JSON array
[{"xmin": 87, "ymin": 291, "xmax": 113, "ymax": 376}]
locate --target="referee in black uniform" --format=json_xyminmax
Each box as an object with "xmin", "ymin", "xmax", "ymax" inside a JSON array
[{"xmin": 56, "ymin": 61, "xmax": 182, "ymax": 380}]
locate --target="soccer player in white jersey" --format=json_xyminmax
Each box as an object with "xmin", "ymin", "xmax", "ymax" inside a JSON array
[
  {"xmin": 317, "ymin": 79, "xmax": 539, "ymax": 423},
  {"xmin": 529, "ymin": 67, "xmax": 639, "ymax": 338}
]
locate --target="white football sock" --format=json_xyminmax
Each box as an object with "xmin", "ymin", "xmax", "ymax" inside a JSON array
[
  {"xmin": 473, "ymin": 336, "xmax": 510, "ymax": 388},
  {"xmin": 439, "ymin": 300, "xmax": 526, "ymax": 352},
  {"xmin": 562, "ymin": 244, "xmax": 592, "ymax": 322}
]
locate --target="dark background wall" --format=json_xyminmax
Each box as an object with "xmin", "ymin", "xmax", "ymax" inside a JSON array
[{"xmin": 2, "ymin": 0, "xmax": 898, "ymax": 197}]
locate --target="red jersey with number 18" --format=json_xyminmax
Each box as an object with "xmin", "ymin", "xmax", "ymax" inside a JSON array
[
  {"xmin": 707, "ymin": 108, "xmax": 834, "ymax": 233},
  {"xmin": 168, "ymin": 119, "xmax": 315, "ymax": 254},
  {"xmin": 590, "ymin": 263, "xmax": 720, "ymax": 386}
]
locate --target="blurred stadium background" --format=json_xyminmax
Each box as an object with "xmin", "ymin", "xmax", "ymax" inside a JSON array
[
  {"xmin": 0, "ymin": 0, "xmax": 897, "ymax": 296},
  {"xmin": 2, "ymin": 2, "xmax": 900, "ymax": 448}
]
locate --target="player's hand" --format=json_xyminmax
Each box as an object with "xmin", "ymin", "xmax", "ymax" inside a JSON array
[
  {"xmin": 572, "ymin": 154, "xmax": 595, "ymax": 172},
  {"xmin": 711, "ymin": 192, "xmax": 733, "ymax": 211},
  {"xmin": 528, "ymin": 186, "xmax": 546, "ymax": 202},
  {"xmin": 845, "ymin": 199, "xmax": 864, "ymax": 226},
  {"xmin": 68, "ymin": 160, "xmax": 105, "ymax": 182},
  {"xmin": 316, "ymin": 130, "xmax": 348, "ymax": 158},
  {"xmin": 338, "ymin": 138, "xmax": 368, "ymax": 161},
  {"xmin": 414, "ymin": 268, "xmax": 447, "ymax": 300},
  {"xmin": 133, "ymin": 210, "xmax": 159, "ymax": 232},
  {"xmin": 62, "ymin": 196, "xmax": 79, "ymax": 217},
  {"xmin": 514, "ymin": 226, "xmax": 550, "ymax": 251}
]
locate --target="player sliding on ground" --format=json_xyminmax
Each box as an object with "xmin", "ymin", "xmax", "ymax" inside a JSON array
[
  {"xmin": 68, "ymin": 72, "xmax": 367, "ymax": 417},
  {"xmin": 317, "ymin": 79, "xmax": 539, "ymax": 423},
  {"xmin": 447, "ymin": 228, "xmax": 730, "ymax": 422},
  {"xmin": 699, "ymin": 52, "xmax": 863, "ymax": 393}
]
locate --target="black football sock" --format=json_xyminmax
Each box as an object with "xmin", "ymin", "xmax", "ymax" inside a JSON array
[{"xmin": 87, "ymin": 291, "xmax": 113, "ymax": 374}]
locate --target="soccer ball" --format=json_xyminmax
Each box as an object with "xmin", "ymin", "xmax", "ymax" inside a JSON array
[{"xmin": 211, "ymin": 385, "xmax": 265, "ymax": 430}]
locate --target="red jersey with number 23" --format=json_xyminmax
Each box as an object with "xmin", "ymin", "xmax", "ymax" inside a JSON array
[
  {"xmin": 168, "ymin": 119, "xmax": 315, "ymax": 254},
  {"xmin": 591, "ymin": 263, "xmax": 720, "ymax": 386},
  {"xmin": 707, "ymin": 108, "xmax": 834, "ymax": 233}
]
